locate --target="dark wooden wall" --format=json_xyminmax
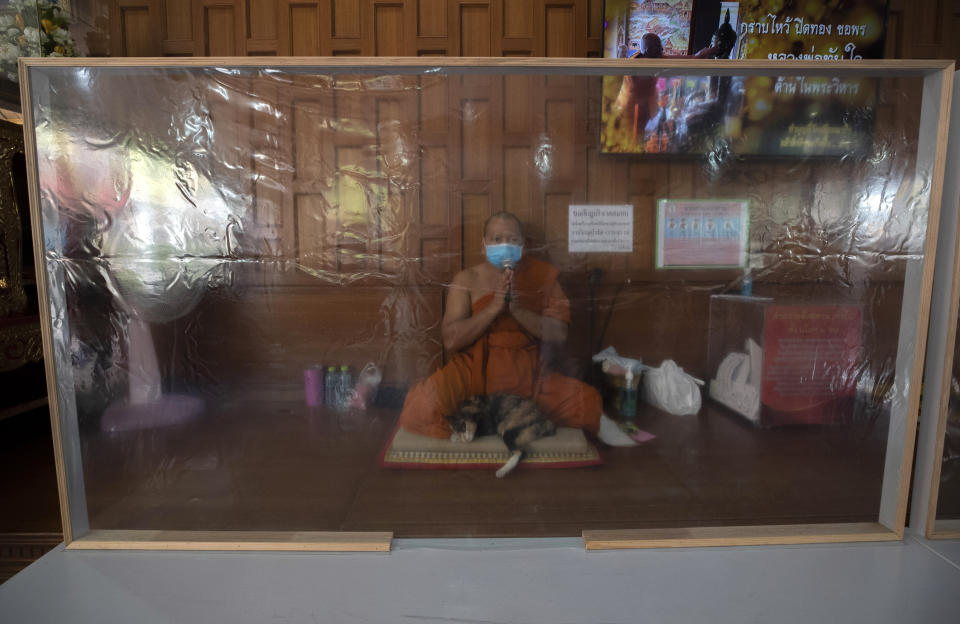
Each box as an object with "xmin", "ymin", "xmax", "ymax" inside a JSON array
[
  {"xmin": 109, "ymin": 0, "xmax": 605, "ymax": 57},
  {"xmin": 94, "ymin": 0, "xmax": 945, "ymax": 392},
  {"xmin": 107, "ymin": 0, "xmax": 960, "ymax": 62},
  {"xmin": 139, "ymin": 68, "xmax": 919, "ymax": 392}
]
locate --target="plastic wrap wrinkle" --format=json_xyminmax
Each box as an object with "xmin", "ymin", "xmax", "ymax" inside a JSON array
[{"xmin": 24, "ymin": 64, "xmax": 936, "ymax": 536}]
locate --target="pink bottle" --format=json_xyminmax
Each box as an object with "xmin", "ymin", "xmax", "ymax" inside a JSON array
[{"xmin": 304, "ymin": 365, "xmax": 324, "ymax": 407}]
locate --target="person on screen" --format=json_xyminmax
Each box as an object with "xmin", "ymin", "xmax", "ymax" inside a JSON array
[
  {"xmin": 615, "ymin": 34, "xmax": 664, "ymax": 149},
  {"xmin": 398, "ymin": 212, "xmax": 635, "ymax": 446}
]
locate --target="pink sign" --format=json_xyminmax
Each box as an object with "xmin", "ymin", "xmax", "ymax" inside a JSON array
[
  {"xmin": 761, "ymin": 305, "xmax": 862, "ymax": 417},
  {"xmin": 656, "ymin": 199, "xmax": 749, "ymax": 268}
]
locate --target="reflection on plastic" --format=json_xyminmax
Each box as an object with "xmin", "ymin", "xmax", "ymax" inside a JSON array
[{"xmin": 27, "ymin": 65, "xmax": 931, "ymax": 534}]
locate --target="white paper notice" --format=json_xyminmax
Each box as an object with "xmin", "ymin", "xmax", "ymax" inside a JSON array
[{"xmin": 568, "ymin": 204, "xmax": 633, "ymax": 253}]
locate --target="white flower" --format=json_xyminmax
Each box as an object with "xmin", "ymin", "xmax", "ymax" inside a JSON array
[
  {"xmin": 0, "ymin": 16, "xmax": 14, "ymax": 29},
  {"xmin": 0, "ymin": 43, "xmax": 18, "ymax": 61},
  {"xmin": 22, "ymin": 26, "xmax": 39, "ymax": 43}
]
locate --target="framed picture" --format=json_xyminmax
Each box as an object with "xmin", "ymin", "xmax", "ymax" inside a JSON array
[
  {"xmin": 602, "ymin": 0, "xmax": 695, "ymax": 60},
  {"xmin": 656, "ymin": 199, "xmax": 749, "ymax": 268}
]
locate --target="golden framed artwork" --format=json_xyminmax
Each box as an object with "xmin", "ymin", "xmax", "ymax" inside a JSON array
[{"xmin": 18, "ymin": 57, "xmax": 954, "ymax": 551}]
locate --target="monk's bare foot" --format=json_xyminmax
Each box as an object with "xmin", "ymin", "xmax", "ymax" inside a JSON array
[{"xmin": 598, "ymin": 414, "xmax": 636, "ymax": 447}]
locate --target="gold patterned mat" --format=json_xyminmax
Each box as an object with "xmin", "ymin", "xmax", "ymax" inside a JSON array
[{"xmin": 381, "ymin": 426, "xmax": 602, "ymax": 469}]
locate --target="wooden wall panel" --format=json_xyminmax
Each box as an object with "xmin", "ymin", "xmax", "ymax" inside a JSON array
[
  {"xmin": 375, "ymin": 4, "xmax": 406, "ymax": 55},
  {"xmin": 503, "ymin": 74, "xmax": 532, "ymax": 133},
  {"xmin": 586, "ymin": 0, "xmax": 602, "ymax": 38},
  {"xmin": 293, "ymin": 101, "xmax": 329, "ymax": 182},
  {"xmin": 193, "ymin": 284, "xmax": 443, "ymax": 386},
  {"xmin": 246, "ymin": 77, "xmax": 286, "ymax": 235},
  {"xmin": 333, "ymin": 0, "xmax": 361, "ymax": 37},
  {"xmin": 544, "ymin": 193, "xmax": 572, "ymax": 270},
  {"xmin": 110, "ymin": 0, "xmax": 161, "ymax": 56},
  {"xmin": 887, "ymin": 0, "xmax": 960, "ymax": 60},
  {"xmin": 460, "ymin": 4, "xmax": 491, "ymax": 55},
  {"xmin": 420, "ymin": 75, "xmax": 448, "ymax": 135},
  {"xmin": 165, "ymin": 0, "xmax": 193, "ymax": 41},
  {"xmin": 543, "ymin": 4, "xmax": 575, "ymax": 56},
  {"xmin": 205, "ymin": 7, "xmax": 236, "ymax": 55},
  {"xmin": 544, "ymin": 99, "xmax": 575, "ymax": 181},
  {"xmin": 503, "ymin": 0, "xmax": 532, "ymax": 38},
  {"xmin": 503, "ymin": 147, "xmax": 531, "ymax": 222},
  {"xmin": 462, "ymin": 193, "xmax": 489, "ymax": 267},
  {"xmin": 295, "ymin": 193, "xmax": 333, "ymax": 269},
  {"xmin": 461, "ymin": 99, "xmax": 491, "ymax": 180},
  {"xmin": 421, "ymin": 147, "xmax": 449, "ymax": 225},
  {"xmin": 288, "ymin": 3, "xmax": 321, "ymax": 55},
  {"xmin": 248, "ymin": 0, "xmax": 278, "ymax": 40},
  {"xmin": 335, "ymin": 144, "xmax": 377, "ymax": 273},
  {"xmin": 418, "ymin": 0, "xmax": 446, "ymax": 36},
  {"xmin": 195, "ymin": 1, "xmax": 243, "ymax": 56},
  {"xmin": 954, "ymin": 3, "xmax": 960, "ymax": 62},
  {"xmin": 377, "ymin": 92, "xmax": 421, "ymax": 272},
  {"xmin": 119, "ymin": 6, "xmax": 156, "ymax": 55}
]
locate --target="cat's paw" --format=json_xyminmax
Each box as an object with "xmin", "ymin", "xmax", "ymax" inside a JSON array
[{"xmin": 449, "ymin": 430, "xmax": 474, "ymax": 443}]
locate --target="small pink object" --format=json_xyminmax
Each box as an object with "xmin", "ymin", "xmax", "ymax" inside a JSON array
[
  {"xmin": 304, "ymin": 366, "xmax": 324, "ymax": 407},
  {"xmin": 629, "ymin": 429, "xmax": 656, "ymax": 443},
  {"xmin": 101, "ymin": 394, "xmax": 203, "ymax": 433}
]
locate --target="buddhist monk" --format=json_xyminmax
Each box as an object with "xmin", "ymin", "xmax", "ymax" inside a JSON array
[
  {"xmin": 398, "ymin": 212, "xmax": 635, "ymax": 446},
  {"xmin": 615, "ymin": 33, "xmax": 664, "ymax": 148}
]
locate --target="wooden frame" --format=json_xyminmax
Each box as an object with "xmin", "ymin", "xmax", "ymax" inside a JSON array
[
  {"xmin": 911, "ymin": 70, "xmax": 960, "ymax": 540},
  {"xmin": 18, "ymin": 57, "xmax": 954, "ymax": 551}
]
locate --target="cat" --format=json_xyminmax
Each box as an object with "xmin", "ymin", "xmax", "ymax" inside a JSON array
[{"xmin": 447, "ymin": 394, "xmax": 557, "ymax": 478}]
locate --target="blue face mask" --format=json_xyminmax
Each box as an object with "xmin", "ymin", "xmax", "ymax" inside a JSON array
[{"xmin": 485, "ymin": 243, "xmax": 523, "ymax": 270}]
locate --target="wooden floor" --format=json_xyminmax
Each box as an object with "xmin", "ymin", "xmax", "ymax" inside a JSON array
[
  {"xmin": 0, "ymin": 408, "xmax": 62, "ymax": 582},
  {"xmin": 71, "ymin": 387, "xmax": 890, "ymax": 538}
]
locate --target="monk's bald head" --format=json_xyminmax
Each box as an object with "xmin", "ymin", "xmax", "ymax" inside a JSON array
[{"xmin": 483, "ymin": 212, "xmax": 524, "ymax": 239}]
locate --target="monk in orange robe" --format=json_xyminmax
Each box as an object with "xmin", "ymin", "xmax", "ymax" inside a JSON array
[{"xmin": 399, "ymin": 212, "xmax": 634, "ymax": 446}]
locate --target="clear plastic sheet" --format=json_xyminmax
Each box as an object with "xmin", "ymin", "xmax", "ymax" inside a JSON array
[
  {"xmin": 938, "ymin": 318, "xmax": 960, "ymax": 521},
  {"xmin": 26, "ymin": 64, "xmax": 932, "ymax": 537}
]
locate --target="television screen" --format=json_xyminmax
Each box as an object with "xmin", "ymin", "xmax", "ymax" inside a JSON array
[{"xmin": 600, "ymin": 0, "xmax": 889, "ymax": 157}]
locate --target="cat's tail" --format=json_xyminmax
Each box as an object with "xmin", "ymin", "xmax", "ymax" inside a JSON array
[{"xmin": 496, "ymin": 450, "xmax": 524, "ymax": 478}]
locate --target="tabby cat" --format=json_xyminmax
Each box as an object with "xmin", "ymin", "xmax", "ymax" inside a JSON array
[{"xmin": 447, "ymin": 394, "xmax": 556, "ymax": 478}]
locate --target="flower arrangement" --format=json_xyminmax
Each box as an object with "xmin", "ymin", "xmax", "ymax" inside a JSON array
[{"xmin": 0, "ymin": 0, "xmax": 79, "ymax": 82}]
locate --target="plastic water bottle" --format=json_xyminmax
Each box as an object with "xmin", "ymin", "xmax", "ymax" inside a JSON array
[
  {"xmin": 336, "ymin": 365, "xmax": 353, "ymax": 410},
  {"xmin": 741, "ymin": 268, "xmax": 753, "ymax": 297},
  {"xmin": 324, "ymin": 366, "xmax": 337, "ymax": 407},
  {"xmin": 620, "ymin": 368, "xmax": 638, "ymax": 421}
]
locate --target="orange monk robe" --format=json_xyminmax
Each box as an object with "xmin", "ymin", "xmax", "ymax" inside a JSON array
[{"xmin": 398, "ymin": 258, "xmax": 602, "ymax": 439}]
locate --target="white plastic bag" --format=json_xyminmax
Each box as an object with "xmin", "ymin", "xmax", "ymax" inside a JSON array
[
  {"xmin": 349, "ymin": 363, "xmax": 383, "ymax": 410},
  {"xmin": 642, "ymin": 360, "xmax": 704, "ymax": 416},
  {"xmin": 591, "ymin": 346, "xmax": 642, "ymax": 376}
]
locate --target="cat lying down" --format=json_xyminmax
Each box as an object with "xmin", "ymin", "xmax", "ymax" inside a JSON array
[{"xmin": 447, "ymin": 394, "xmax": 557, "ymax": 478}]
